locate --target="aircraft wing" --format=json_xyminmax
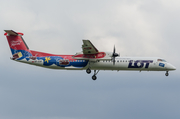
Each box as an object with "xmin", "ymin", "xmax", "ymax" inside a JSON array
[
  {"xmin": 82, "ymin": 40, "xmax": 99, "ymax": 54},
  {"xmin": 73, "ymin": 40, "xmax": 111, "ymax": 61}
]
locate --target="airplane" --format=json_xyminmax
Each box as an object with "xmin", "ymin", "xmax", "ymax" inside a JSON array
[{"xmin": 4, "ymin": 30, "xmax": 176, "ymax": 80}]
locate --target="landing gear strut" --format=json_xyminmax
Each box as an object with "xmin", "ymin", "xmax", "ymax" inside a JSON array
[
  {"xmin": 165, "ymin": 71, "xmax": 169, "ymax": 76},
  {"xmin": 86, "ymin": 61, "xmax": 92, "ymax": 74},
  {"xmin": 86, "ymin": 62, "xmax": 99, "ymax": 80},
  {"xmin": 92, "ymin": 70, "xmax": 99, "ymax": 80}
]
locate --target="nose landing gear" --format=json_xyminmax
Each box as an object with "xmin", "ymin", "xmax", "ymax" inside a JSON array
[{"xmin": 165, "ymin": 71, "xmax": 169, "ymax": 76}]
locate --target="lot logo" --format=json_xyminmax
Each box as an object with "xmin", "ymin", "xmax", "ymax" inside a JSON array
[
  {"xmin": 159, "ymin": 63, "xmax": 165, "ymax": 67},
  {"xmin": 128, "ymin": 60, "xmax": 153, "ymax": 68}
]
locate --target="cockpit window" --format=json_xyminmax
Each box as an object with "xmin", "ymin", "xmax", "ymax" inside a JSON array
[{"xmin": 157, "ymin": 59, "xmax": 166, "ymax": 62}]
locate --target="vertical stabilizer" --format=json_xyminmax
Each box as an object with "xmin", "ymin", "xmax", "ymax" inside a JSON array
[{"xmin": 4, "ymin": 30, "xmax": 32, "ymax": 59}]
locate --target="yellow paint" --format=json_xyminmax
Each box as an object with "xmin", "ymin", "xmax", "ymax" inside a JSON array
[
  {"xmin": 45, "ymin": 57, "xmax": 51, "ymax": 63},
  {"xmin": 18, "ymin": 52, "xmax": 22, "ymax": 58}
]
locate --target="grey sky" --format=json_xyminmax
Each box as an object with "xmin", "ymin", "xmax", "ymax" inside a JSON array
[{"xmin": 0, "ymin": 0, "xmax": 179, "ymax": 119}]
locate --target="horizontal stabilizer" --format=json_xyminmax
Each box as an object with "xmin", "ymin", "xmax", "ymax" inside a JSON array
[{"xmin": 4, "ymin": 30, "xmax": 18, "ymax": 35}]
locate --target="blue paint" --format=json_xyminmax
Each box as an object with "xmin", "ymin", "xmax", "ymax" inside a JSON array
[
  {"xmin": 11, "ymin": 48, "xmax": 32, "ymax": 57},
  {"xmin": 11, "ymin": 49, "xmax": 88, "ymax": 68},
  {"xmin": 159, "ymin": 63, "xmax": 165, "ymax": 67},
  {"xmin": 128, "ymin": 60, "xmax": 153, "ymax": 68}
]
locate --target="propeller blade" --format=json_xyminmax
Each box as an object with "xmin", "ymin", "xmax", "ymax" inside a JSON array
[
  {"xmin": 112, "ymin": 57, "xmax": 115, "ymax": 65},
  {"xmin": 113, "ymin": 45, "xmax": 115, "ymax": 54},
  {"xmin": 112, "ymin": 45, "xmax": 119, "ymax": 65}
]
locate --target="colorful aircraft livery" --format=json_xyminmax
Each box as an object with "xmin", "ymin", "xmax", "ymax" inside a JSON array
[{"xmin": 4, "ymin": 30, "xmax": 176, "ymax": 80}]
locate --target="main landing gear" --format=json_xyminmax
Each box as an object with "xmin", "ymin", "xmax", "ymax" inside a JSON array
[
  {"xmin": 86, "ymin": 68, "xmax": 99, "ymax": 80},
  {"xmin": 92, "ymin": 70, "xmax": 99, "ymax": 80},
  {"xmin": 165, "ymin": 71, "xmax": 169, "ymax": 76}
]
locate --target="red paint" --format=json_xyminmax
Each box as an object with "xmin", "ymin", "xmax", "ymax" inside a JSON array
[
  {"xmin": 17, "ymin": 32, "xmax": 24, "ymax": 36},
  {"xmin": 4, "ymin": 32, "xmax": 24, "ymax": 36},
  {"xmin": 6, "ymin": 35, "xmax": 29, "ymax": 51},
  {"xmin": 73, "ymin": 52, "xmax": 106, "ymax": 59},
  {"xmin": 30, "ymin": 50, "xmax": 76, "ymax": 60},
  {"xmin": 84, "ymin": 47, "xmax": 92, "ymax": 50}
]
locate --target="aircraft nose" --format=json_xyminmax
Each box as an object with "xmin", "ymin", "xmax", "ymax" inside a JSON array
[{"xmin": 166, "ymin": 63, "xmax": 176, "ymax": 70}]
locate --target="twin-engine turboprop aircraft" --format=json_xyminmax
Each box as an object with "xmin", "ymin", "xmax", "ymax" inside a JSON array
[{"xmin": 4, "ymin": 30, "xmax": 176, "ymax": 80}]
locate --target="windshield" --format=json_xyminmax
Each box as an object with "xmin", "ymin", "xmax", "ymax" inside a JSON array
[{"xmin": 157, "ymin": 59, "xmax": 166, "ymax": 62}]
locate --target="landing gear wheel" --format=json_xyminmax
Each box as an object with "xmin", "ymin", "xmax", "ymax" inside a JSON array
[
  {"xmin": 86, "ymin": 68, "xmax": 91, "ymax": 74},
  {"xmin": 92, "ymin": 75, "xmax": 97, "ymax": 80},
  {"xmin": 165, "ymin": 71, "xmax": 169, "ymax": 76}
]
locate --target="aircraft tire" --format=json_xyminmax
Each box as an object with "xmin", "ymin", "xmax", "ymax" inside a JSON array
[
  {"xmin": 86, "ymin": 68, "xmax": 91, "ymax": 74},
  {"xmin": 92, "ymin": 75, "xmax": 97, "ymax": 80},
  {"xmin": 165, "ymin": 72, "xmax": 169, "ymax": 76}
]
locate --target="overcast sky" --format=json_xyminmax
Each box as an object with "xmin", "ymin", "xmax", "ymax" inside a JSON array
[{"xmin": 0, "ymin": 0, "xmax": 180, "ymax": 119}]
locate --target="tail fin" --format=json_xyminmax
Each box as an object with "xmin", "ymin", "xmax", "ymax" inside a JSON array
[{"xmin": 4, "ymin": 30, "xmax": 32, "ymax": 59}]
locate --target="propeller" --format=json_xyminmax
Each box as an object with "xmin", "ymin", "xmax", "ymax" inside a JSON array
[{"xmin": 112, "ymin": 45, "xmax": 120, "ymax": 65}]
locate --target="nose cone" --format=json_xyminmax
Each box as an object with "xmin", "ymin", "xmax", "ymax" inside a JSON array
[{"xmin": 166, "ymin": 63, "xmax": 176, "ymax": 70}]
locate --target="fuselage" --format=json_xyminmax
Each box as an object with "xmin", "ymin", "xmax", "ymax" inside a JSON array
[
  {"xmin": 13, "ymin": 55, "xmax": 176, "ymax": 71},
  {"xmin": 90, "ymin": 57, "xmax": 176, "ymax": 71}
]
